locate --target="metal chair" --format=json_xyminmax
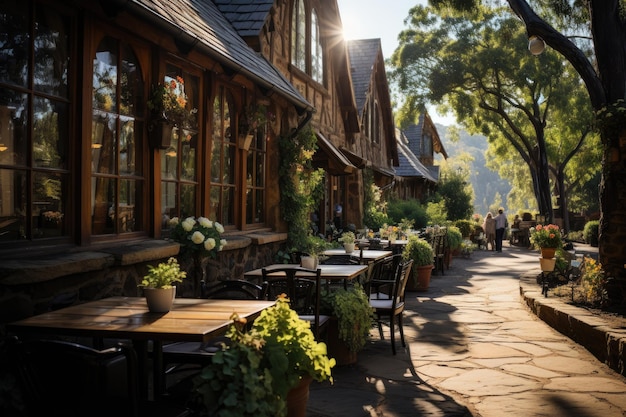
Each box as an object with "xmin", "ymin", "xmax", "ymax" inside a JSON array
[
  {"xmin": 368, "ymin": 259, "xmax": 414, "ymax": 355},
  {"xmin": 262, "ymin": 266, "xmax": 329, "ymax": 339}
]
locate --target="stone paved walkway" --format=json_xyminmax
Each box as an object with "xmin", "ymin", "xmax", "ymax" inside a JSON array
[{"xmin": 308, "ymin": 245, "xmax": 626, "ymax": 417}]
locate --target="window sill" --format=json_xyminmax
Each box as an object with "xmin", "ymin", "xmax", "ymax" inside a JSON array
[{"xmin": 0, "ymin": 240, "xmax": 180, "ymax": 286}]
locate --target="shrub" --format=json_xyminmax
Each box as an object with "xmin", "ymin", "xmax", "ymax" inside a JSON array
[
  {"xmin": 454, "ymin": 220, "xmax": 473, "ymax": 238},
  {"xmin": 583, "ymin": 220, "xmax": 599, "ymax": 247},
  {"xmin": 386, "ymin": 199, "xmax": 429, "ymax": 229},
  {"xmin": 402, "ymin": 236, "xmax": 434, "ymax": 266},
  {"xmin": 446, "ymin": 226, "xmax": 463, "ymax": 251}
]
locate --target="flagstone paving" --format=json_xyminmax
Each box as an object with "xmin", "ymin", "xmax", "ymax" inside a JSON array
[{"xmin": 308, "ymin": 245, "xmax": 626, "ymax": 417}]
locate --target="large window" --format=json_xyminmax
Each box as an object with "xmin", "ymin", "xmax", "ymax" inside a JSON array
[
  {"xmin": 245, "ymin": 125, "xmax": 266, "ymax": 224},
  {"xmin": 0, "ymin": 2, "xmax": 71, "ymax": 243},
  {"xmin": 91, "ymin": 36, "xmax": 145, "ymax": 235},
  {"xmin": 160, "ymin": 64, "xmax": 200, "ymax": 228},
  {"xmin": 291, "ymin": 0, "xmax": 324, "ymax": 84},
  {"xmin": 210, "ymin": 87, "xmax": 236, "ymax": 226}
]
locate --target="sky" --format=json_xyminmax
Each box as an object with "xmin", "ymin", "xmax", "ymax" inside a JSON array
[{"xmin": 337, "ymin": 0, "xmax": 456, "ymax": 126}]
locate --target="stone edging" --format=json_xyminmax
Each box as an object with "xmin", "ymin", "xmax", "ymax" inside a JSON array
[{"xmin": 519, "ymin": 272, "xmax": 626, "ymax": 377}]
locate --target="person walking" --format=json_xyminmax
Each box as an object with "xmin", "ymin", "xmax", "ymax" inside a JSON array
[
  {"xmin": 493, "ymin": 207, "xmax": 508, "ymax": 252},
  {"xmin": 482, "ymin": 212, "xmax": 496, "ymax": 251}
]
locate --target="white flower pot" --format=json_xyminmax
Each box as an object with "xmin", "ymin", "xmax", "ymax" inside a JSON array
[
  {"xmin": 300, "ymin": 256, "xmax": 318, "ymax": 269},
  {"xmin": 344, "ymin": 243, "xmax": 355, "ymax": 254},
  {"xmin": 144, "ymin": 286, "xmax": 176, "ymax": 313}
]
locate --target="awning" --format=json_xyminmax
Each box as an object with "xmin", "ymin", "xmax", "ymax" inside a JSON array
[
  {"xmin": 372, "ymin": 165, "xmax": 396, "ymax": 187},
  {"xmin": 339, "ymin": 147, "xmax": 367, "ymax": 169},
  {"xmin": 314, "ymin": 133, "xmax": 357, "ymax": 175}
]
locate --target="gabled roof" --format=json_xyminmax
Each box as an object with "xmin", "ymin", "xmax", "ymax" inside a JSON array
[
  {"xmin": 346, "ymin": 39, "xmax": 380, "ymax": 113},
  {"xmin": 212, "ymin": 0, "xmax": 274, "ymax": 37},
  {"xmin": 404, "ymin": 113, "xmax": 448, "ymax": 159},
  {"xmin": 127, "ymin": 0, "xmax": 311, "ymax": 111},
  {"xmin": 394, "ymin": 128, "xmax": 437, "ymax": 182}
]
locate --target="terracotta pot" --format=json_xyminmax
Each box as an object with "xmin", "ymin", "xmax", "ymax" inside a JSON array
[
  {"xmin": 286, "ymin": 375, "xmax": 312, "ymax": 417},
  {"xmin": 326, "ymin": 317, "xmax": 357, "ymax": 366},
  {"xmin": 540, "ymin": 247, "xmax": 556, "ymax": 259},
  {"xmin": 407, "ymin": 264, "xmax": 433, "ymax": 292},
  {"xmin": 144, "ymin": 287, "xmax": 176, "ymax": 313},
  {"xmin": 539, "ymin": 257, "xmax": 556, "ymax": 272}
]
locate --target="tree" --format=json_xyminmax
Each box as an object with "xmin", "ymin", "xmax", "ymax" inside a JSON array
[
  {"xmin": 424, "ymin": 0, "xmax": 626, "ymax": 287},
  {"xmin": 390, "ymin": 5, "xmax": 596, "ymax": 229}
]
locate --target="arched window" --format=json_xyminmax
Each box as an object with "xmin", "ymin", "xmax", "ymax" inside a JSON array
[
  {"xmin": 291, "ymin": 1, "xmax": 324, "ymax": 84},
  {"xmin": 91, "ymin": 36, "xmax": 145, "ymax": 235}
]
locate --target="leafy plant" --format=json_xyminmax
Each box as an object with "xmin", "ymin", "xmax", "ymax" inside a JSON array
[
  {"xmin": 454, "ymin": 220, "xmax": 473, "ymax": 238},
  {"xmin": 338, "ymin": 231, "xmax": 356, "ymax": 245},
  {"xmin": 402, "ymin": 236, "xmax": 433, "ymax": 267},
  {"xmin": 192, "ymin": 296, "xmax": 335, "ymax": 417},
  {"xmin": 147, "ymin": 76, "xmax": 197, "ymax": 127},
  {"xmin": 140, "ymin": 257, "xmax": 186, "ymax": 289},
  {"xmin": 446, "ymin": 226, "xmax": 463, "ymax": 251},
  {"xmin": 583, "ymin": 220, "xmax": 599, "ymax": 247},
  {"xmin": 321, "ymin": 284, "xmax": 373, "ymax": 352}
]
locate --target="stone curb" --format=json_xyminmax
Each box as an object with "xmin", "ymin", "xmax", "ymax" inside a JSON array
[{"xmin": 519, "ymin": 271, "xmax": 626, "ymax": 376}]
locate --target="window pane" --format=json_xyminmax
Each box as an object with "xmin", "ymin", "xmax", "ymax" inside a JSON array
[
  {"xmin": 180, "ymin": 129, "xmax": 196, "ymax": 181},
  {"xmin": 0, "ymin": 2, "xmax": 29, "ymax": 87},
  {"xmin": 161, "ymin": 181, "xmax": 177, "ymax": 225},
  {"xmin": 33, "ymin": 171, "xmax": 67, "ymax": 238},
  {"xmin": 120, "ymin": 44, "xmax": 142, "ymax": 117},
  {"xmin": 91, "ymin": 177, "xmax": 114, "ymax": 235},
  {"xmin": 118, "ymin": 179, "xmax": 140, "ymax": 232},
  {"xmin": 34, "ymin": 8, "xmax": 69, "ymax": 97},
  {"xmin": 255, "ymin": 189, "xmax": 263, "ymax": 223},
  {"xmin": 119, "ymin": 116, "xmax": 138, "ymax": 175},
  {"xmin": 291, "ymin": 0, "xmax": 306, "ymax": 70},
  {"xmin": 33, "ymin": 97, "xmax": 68, "ymax": 169},
  {"xmin": 91, "ymin": 112, "xmax": 117, "ymax": 174},
  {"xmin": 222, "ymin": 186, "xmax": 233, "ymax": 226},
  {"xmin": 0, "ymin": 89, "xmax": 28, "ymax": 166},
  {"xmin": 311, "ymin": 9, "xmax": 323, "ymax": 83},
  {"xmin": 0, "ymin": 169, "xmax": 26, "ymax": 241},
  {"xmin": 180, "ymin": 184, "xmax": 195, "ymax": 219},
  {"xmin": 161, "ymin": 134, "xmax": 178, "ymax": 180},
  {"xmin": 93, "ymin": 39, "xmax": 118, "ymax": 112}
]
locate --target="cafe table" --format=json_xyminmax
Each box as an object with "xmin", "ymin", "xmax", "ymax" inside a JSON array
[
  {"xmin": 244, "ymin": 263, "xmax": 368, "ymax": 283},
  {"xmin": 322, "ymin": 248, "xmax": 392, "ymax": 264},
  {"xmin": 6, "ymin": 296, "xmax": 275, "ymax": 399}
]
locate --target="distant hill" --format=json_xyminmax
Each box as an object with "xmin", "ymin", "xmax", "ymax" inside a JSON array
[{"xmin": 434, "ymin": 124, "xmax": 512, "ymax": 216}]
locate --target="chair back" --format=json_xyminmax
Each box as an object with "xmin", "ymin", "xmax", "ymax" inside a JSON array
[
  {"xmin": 202, "ymin": 279, "xmax": 264, "ymax": 300},
  {"xmin": 7, "ymin": 336, "xmax": 139, "ymax": 417},
  {"xmin": 261, "ymin": 266, "xmax": 326, "ymax": 338},
  {"xmin": 368, "ymin": 254, "xmax": 402, "ymax": 297}
]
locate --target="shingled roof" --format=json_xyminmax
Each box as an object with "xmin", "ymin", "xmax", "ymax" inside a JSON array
[
  {"xmin": 346, "ymin": 39, "xmax": 381, "ymax": 114},
  {"xmin": 212, "ymin": 0, "xmax": 274, "ymax": 37},
  {"xmin": 127, "ymin": 0, "xmax": 311, "ymax": 110},
  {"xmin": 394, "ymin": 129, "xmax": 437, "ymax": 182}
]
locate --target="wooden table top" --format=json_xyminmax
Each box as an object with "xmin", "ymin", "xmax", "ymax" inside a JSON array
[
  {"xmin": 244, "ymin": 263, "xmax": 368, "ymax": 281},
  {"xmin": 323, "ymin": 248, "xmax": 392, "ymax": 261},
  {"xmin": 7, "ymin": 296, "xmax": 275, "ymax": 343}
]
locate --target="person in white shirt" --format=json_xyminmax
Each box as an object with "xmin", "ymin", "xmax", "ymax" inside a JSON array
[{"xmin": 493, "ymin": 208, "xmax": 508, "ymax": 252}]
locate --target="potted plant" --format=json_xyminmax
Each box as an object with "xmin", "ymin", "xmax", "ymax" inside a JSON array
[
  {"xmin": 192, "ymin": 295, "xmax": 335, "ymax": 417},
  {"xmin": 147, "ymin": 76, "xmax": 198, "ymax": 148},
  {"xmin": 529, "ymin": 224, "xmax": 562, "ymax": 259},
  {"xmin": 321, "ymin": 284, "xmax": 373, "ymax": 365},
  {"xmin": 338, "ymin": 231, "xmax": 356, "ymax": 253},
  {"xmin": 139, "ymin": 257, "xmax": 186, "ymax": 313},
  {"xmin": 445, "ymin": 226, "xmax": 463, "ymax": 267},
  {"xmin": 402, "ymin": 236, "xmax": 434, "ymax": 291},
  {"xmin": 300, "ymin": 235, "xmax": 331, "ymax": 269}
]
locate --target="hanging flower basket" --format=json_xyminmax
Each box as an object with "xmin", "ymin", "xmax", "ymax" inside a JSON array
[{"xmin": 149, "ymin": 118, "xmax": 175, "ymax": 149}]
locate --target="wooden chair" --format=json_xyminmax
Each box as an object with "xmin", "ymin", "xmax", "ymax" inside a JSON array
[
  {"xmin": 431, "ymin": 232, "xmax": 447, "ymax": 275},
  {"xmin": 262, "ymin": 266, "xmax": 329, "ymax": 339},
  {"xmin": 6, "ymin": 336, "xmax": 188, "ymax": 417},
  {"xmin": 201, "ymin": 279, "xmax": 266, "ymax": 300},
  {"xmin": 368, "ymin": 259, "xmax": 414, "ymax": 355}
]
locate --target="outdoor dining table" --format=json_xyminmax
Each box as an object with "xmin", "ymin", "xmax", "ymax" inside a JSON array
[
  {"xmin": 322, "ymin": 248, "xmax": 392, "ymax": 264},
  {"xmin": 6, "ymin": 296, "xmax": 275, "ymax": 399},
  {"xmin": 244, "ymin": 263, "xmax": 368, "ymax": 282}
]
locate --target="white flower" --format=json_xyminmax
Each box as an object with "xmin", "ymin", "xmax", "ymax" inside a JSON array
[
  {"xmin": 198, "ymin": 216, "xmax": 212, "ymax": 228},
  {"xmin": 204, "ymin": 238, "xmax": 216, "ymax": 251},
  {"xmin": 214, "ymin": 222, "xmax": 224, "ymax": 234},
  {"xmin": 182, "ymin": 217, "xmax": 196, "ymax": 232},
  {"xmin": 191, "ymin": 231, "xmax": 205, "ymax": 244},
  {"xmin": 168, "ymin": 217, "xmax": 179, "ymax": 226},
  {"xmin": 219, "ymin": 239, "xmax": 227, "ymax": 250}
]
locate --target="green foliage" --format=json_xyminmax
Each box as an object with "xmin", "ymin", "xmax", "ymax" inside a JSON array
[
  {"xmin": 321, "ymin": 284, "xmax": 373, "ymax": 353},
  {"xmin": 425, "ymin": 200, "xmax": 447, "ymax": 225},
  {"xmin": 454, "ymin": 219, "xmax": 473, "ymax": 237},
  {"xmin": 338, "ymin": 231, "xmax": 356, "ymax": 245},
  {"xmin": 140, "ymin": 257, "xmax": 186, "ymax": 289},
  {"xmin": 437, "ymin": 170, "xmax": 473, "ymax": 221},
  {"xmin": 168, "ymin": 216, "xmax": 226, "ymax": 258},
  {"xmin": 278, "ymin": 124, "xmax": 324, "ymax": 251},
  {"xmin": 193, "ymin": 297, "xmax": 335, "ymax": 417},
  {"xmin": 386, "ymin": 198, "xmax": 429, "ymax": 229},
  {"xmin": 446, "ymin": 226, "xmax": 463, "ymax": 251},
  {"xmin": 362, "ymin": 168, "xmax": 390, "ymax": 230},
  {"xmin": 583, "ymin": 220, "xmax": 599, "ymax": 247},
  {"xmin": 402, "ymin": 236, "xmax": 434, "ymax": 267}
]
